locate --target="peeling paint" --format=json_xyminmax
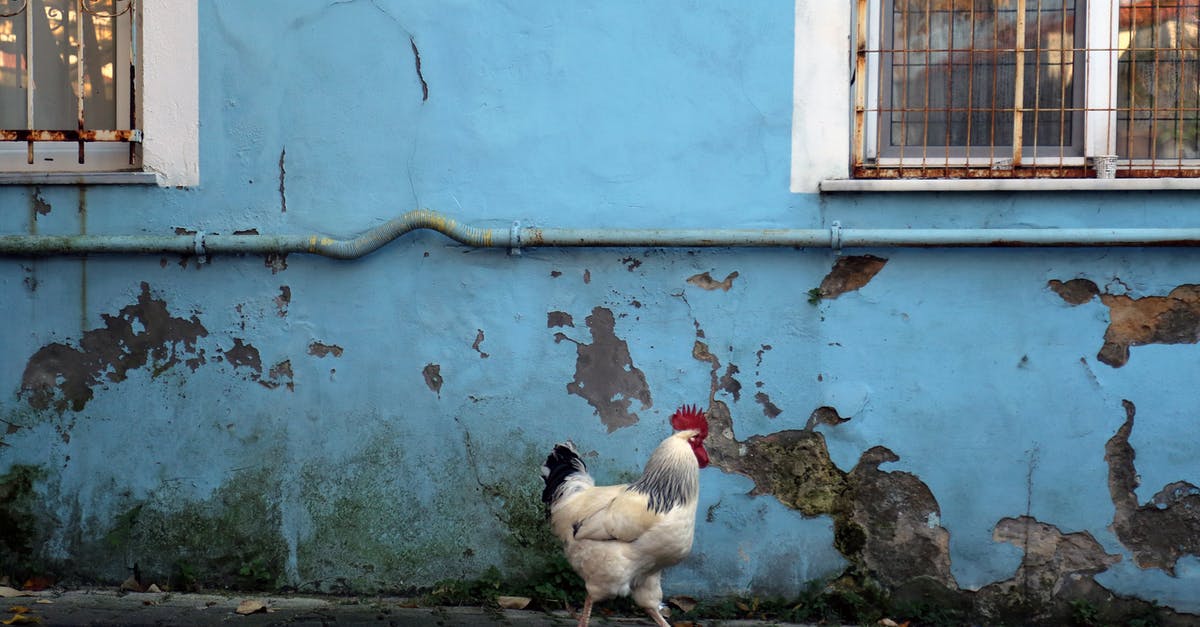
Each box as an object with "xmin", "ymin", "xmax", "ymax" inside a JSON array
[
  {"xmin": 1051, "ymin": 279, "xmax": 1200, "ymax": 367},
  {"xmin": 754, "ymin": 391, "xmax": 782, "ymax": 418},
  {"xmin": 422, "ymin": 363, "xmax": 443, "ymax": 397},
  {"xmin": 472, "ymin": 329, "xmax": 490, "ymax": 359},
  {"xmin": 705, "ymin": 401, "xmax": 955, "ymax": 589},
  {"xmin": 1105, "ymin": 399, "xmax": 1200, "ymax": 574},
  {"xmin": 308, "ymin": 342, "xmax": 344, "ymax": 358},
  {"xmin": 1047, "ymin": 278, "xmax": 1100, "ymax": 305},
  {"xmin": 31, "ymin": 188, "xmax": 51, "ymax": 215},
  {"xmin": 260, "ymin": 360, "xmax": 294, "ymax": 391},
  {"xmin": 274, "ymin": 286, "xmax": 291, "ymax": 316},
  {"xmin": 818, "ymin": 255, "xmax": 887, "ymax": 299},
  {"xmin": 20, "ymin": 283, "xmax": 209, "ymax": 413},
  {"xmin": 687, "ymin": 271, "xmax": 739, "ymax": 291},
  {"xmin": 975, "ymin": 516, "xmax": 1122, "ymax": 623},
  {"xmin": 553, "ymin": 307, "xmax": 651, "ymax": 431},
  {"xmin": 546, "ymin": 311, "xmax": 574, "ymax": 328},
  {"xmin": 264, "ymin": 253, "xmax": 288, "ymax": 274},
  {"xmin": 223, "ymin": 338, "xmax": 263, "ymax": 375},
  {"xmin": 718, "ymin": 364, "xmax": 742, "ymax": 402}
]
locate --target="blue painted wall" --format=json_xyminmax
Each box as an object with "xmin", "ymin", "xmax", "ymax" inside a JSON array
[{"xmin": 3, "ymin": 0, "xmax": 1200, "ymax": 621}]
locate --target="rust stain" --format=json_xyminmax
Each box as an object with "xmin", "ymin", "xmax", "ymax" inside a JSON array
[
  {"xmin": 1051, "ymin": 279, "xmax": 1200, "ymax": 367},
  {"xmin": 274, "ymin": 286, "xmax": 291, "ymax": 317},
  {"xmin": 547, "ymin": 311, "xmax": 574, "ymax": 328},
  {"xmin": 554, "ymin": 306, "xmax": 652, "ymax": 431},
  {"xmin": 687, "ymin": 271, "xmax": 739, "ymax": 292},
  {"xmin": 308, "ymin": 342, "xmax": 344, "ymax": 358},
  {"xmin": 472, "ymin": 329, "xmax": 490, "ymax": 359},
  {"xmin": 583, "ymin": 269, "xmax": 591, "ymax": 284},
  {"xmin": 422, "ymin": 363, "xmax": 443, "ymax": 397},
  {"xmin": 818, "ymin": 255, "xmax": 887, "ymax": 299},
  {"xmin": 20, "ymin": 282, "xmax": 208, "ymax": 412},
  {"xmin": 550, "ymin": 270, "xmax": 563, "ymax": 278},
  {"xmin": 233, "ymin": 228, "xmax": 260, "ymax": 235},
  {"xmin": 620, "ymin": 256, "xmax": 642, "ymax": 272},
  {"xmin": 1105, "ymin": 399, "xmax": 1200, "ymax": 574}
]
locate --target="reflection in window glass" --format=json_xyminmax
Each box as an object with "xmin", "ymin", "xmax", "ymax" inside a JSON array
[{"xmin": 0, "ymin": 0, "xmax": 118, "ymax": 130}]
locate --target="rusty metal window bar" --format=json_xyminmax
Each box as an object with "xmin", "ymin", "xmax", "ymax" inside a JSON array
[
  {"xmin": 0, "ymin": 0, "xmax": 138, "ymax": 172},
  {"xmin": 854, "ymin": 0, "xmax": 1200, "ymax": 179}
]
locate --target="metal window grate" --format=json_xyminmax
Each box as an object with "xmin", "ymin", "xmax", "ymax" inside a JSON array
[
  {"xmin": 0, "ymin": 0, "xmax": 138, "ymax": 168},
  {"xmin": 854, "ymin": 0, "xmax": 1200, "ymax": 179}
]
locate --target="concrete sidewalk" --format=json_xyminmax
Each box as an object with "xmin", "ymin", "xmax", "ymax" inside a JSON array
[{"xmin": 0, "ymin": 589, "xmax": 826, "ymax": 626}]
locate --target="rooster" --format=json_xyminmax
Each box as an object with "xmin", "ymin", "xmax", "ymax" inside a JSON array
[{"xmin": 541, "ymin": 404, "xmax": 709, "ymax": 627}]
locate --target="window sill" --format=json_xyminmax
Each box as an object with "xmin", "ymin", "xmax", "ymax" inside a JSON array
[
  {"xmin": 819, "ymin": 178, "xmax": 1200, "ymax": 193},
  {"xmin": 0, "ymin": 171, "xmax": 161, "ymax": 186}
]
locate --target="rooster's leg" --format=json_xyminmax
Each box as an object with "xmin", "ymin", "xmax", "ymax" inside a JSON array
[
  {"xmin": 645, "ymin": 606, "xmax": 671, "ymax": 627},
  {"xmin": 576, "ymin": 596, "xmax": 593, "ymax": 627}
]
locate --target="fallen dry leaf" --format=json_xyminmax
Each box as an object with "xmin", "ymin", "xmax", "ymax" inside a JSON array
[
  {"xmin": 119, "ymin": 576, "xmax": 143, "ymax": 593},
  {"xmin": 0, "ymin": 589, "xmax": 24, "ymax": 600},
  {"xmin": 878, "ymin": 619, "xmax": 900, "ymax": 627},
  {"xmin": 20, "ymin": 578, "xmax": 50, "ymax": 592},
  {"xmin": 146, "ymin": 584, "xmax": 162, "ymax": 593},
  {"xmin": 496, "ymin": 596, "xmax": 531, "ymax": 610},
  {"xmin": 4, "ymin": 608, "xmax": 28, "ymax": 615},
  {"xmin": 667, "ymin": 595, "xmax": 698, "ymax": 612},
  {"xmin": 235, "ymin": 599, "xmax": 269, "ymax": 615},
  {"xmin": 0, "ymin": 614, "xmax": 39, "ymax": 625}
]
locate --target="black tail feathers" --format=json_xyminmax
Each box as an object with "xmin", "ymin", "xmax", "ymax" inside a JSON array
[{"xmin": 541, "ymin": 442, "xmax": 586, "ymax": 505}]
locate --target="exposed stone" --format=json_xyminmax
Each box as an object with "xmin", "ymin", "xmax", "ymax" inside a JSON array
[{"xmin": 1105, "ymin": 400, "xmax": 1200, "ymax": 574}]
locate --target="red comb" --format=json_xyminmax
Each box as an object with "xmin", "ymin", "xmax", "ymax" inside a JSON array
[{"xmin": 670, "ymin": 404, "xmax": 708, "ymax": 437}]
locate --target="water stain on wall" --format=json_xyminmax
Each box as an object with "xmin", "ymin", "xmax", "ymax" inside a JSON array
[
  {"xmin": 553, "ymin": 307, "xmax": 651, "ymax": 431},
  {"xmin": 20, "ymin": 282, "xmax": 208, "ymax": 413},
  {"xmin": 1049, "ymin": 279, "xmax": 1200, "ymax": 367}
]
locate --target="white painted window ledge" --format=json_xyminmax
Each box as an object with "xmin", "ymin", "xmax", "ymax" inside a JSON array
[
  {"xmin": 0, "ymin": 172, "xmax": 161, "ymax": 186},
  {"xmin": 820, "ymin": 178, "xmax": 1200, "ymax": 193}
]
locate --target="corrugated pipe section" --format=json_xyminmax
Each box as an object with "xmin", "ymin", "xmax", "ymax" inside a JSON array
[{"xmin": 2, "ymin": 209, "xmax": 1200, "ymax": 259}]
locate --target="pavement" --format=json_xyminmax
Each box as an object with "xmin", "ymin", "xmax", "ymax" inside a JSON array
[{"xmin": 0, "ymin": 589, "xmax": 826, "ymax": 626}]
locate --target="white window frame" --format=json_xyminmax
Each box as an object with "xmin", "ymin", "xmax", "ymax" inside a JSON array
[
  {"xmin": 0, "ymin": 0, "xmax": 197, "ymax": 186},
  {"xmin": 795, "ymin": 0, "xmax": 1200, "ymax": 192}
]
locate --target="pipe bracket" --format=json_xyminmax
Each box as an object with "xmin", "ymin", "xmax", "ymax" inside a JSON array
[
  {"xmin": 509, "ymin": 220, "xmax": 522, "ymax": 256},
  {"xmin": 193, "ymin": 231, "xmax": 208, "ymax": 264}
]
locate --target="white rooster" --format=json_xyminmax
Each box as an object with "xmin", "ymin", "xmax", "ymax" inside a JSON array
[{"xmin": 541, "ymin": 405, "xmax": 710, "ymax": 627}]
